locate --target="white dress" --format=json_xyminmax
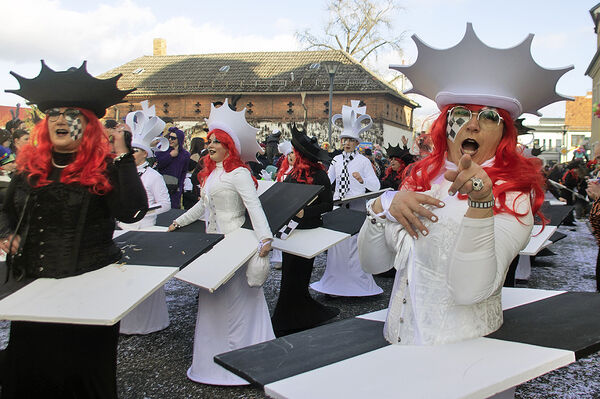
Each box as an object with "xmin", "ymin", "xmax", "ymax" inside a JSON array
[
  {"xmin": 119, "ymin": 164, "xmax": 172, "ymax": 335},
  {"xmin": 174, "ymin": 163, "xmax": 274, "ymax": 385},
  {"xmin": 358, "ymin": 160, "xmax": 534, "ymax": 345},
  {"xmin": 311, "ymin": 152, "xmax": 383, "ymax": 296}
]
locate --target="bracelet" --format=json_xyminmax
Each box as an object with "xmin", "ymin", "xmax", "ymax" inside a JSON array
[
  {"xmin": 171, "ymin": 220, "xmax": 181, "ymax": 229},
  {"xmin": 467, "ymin": 196, "xmax": 495, "ymax": 209}
]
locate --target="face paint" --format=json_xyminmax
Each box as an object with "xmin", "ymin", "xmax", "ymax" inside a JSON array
[
  {"xmin": 446, "ymin": 109, "xmax": 469, "ymax": 142},
  {"xmin": 68, "ymin": 117, "xmax": 84, "ymax": 141}
]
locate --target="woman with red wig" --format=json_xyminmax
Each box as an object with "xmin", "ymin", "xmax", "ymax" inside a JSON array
[
  {"xmin": 358, "ymin": 24, "xmax": 571, "ymax": 352},
  {"xmin": 0, "ymin": 61, "xmax": 148, "ymax": 398},
  {"xmin": 270, "ymin": 125, "xmax": 339, "ymax": 336},
  {"xmin": 168, "ymin": 100, "xmax": 274, "ymax": 385}
]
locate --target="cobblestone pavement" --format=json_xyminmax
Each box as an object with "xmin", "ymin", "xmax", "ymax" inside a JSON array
[{"xmin": 0, "ymin": 218, "xmax": 598, "ymax": 398}]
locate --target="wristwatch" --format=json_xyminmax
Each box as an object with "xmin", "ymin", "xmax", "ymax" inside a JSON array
[{"xmin": 467, "ymin": 196, "xmax": 495, "ymax": 209}]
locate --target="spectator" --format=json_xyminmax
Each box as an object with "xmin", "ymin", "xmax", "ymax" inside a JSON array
[{"xmin": 155, "ymin": 126, "xmax": 190, "ymax": 209}]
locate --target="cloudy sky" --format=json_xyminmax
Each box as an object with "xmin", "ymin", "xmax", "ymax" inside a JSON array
[{"xmin": 0, "ymin": 0, "xmax": 596, "ymax": 124}]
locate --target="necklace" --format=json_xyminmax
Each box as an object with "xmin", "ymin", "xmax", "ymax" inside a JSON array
[{"xmin": 51, "ymin": 158, "xmax": 68, "ymax": 169}]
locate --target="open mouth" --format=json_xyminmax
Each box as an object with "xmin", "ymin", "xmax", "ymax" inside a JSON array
[
  {"xmin": 461, "ymin": 138, "xmax": 479, "ymax": 156},
  {"xmin": 55, "ymin": 129, "xmax": 69, "ymax": 137}
]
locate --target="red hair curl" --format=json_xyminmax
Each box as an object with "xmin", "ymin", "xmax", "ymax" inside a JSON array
[
  {"xmin": 276, "ymin": 155, "xmax": 290, "ymax": 182},
  {"xmin": 289, "ymin": 149, "xmax": 324, "ymax": 184},
  {"xmin": 198, "ymin": 129, "xmax": 258, "ymax": 188},
  {"xmin": 16, "ymin": 108, "xmax": 112, "ymax": 194},
  {"xmin": 402, "ymin": 104, "xmax": 545, "ymax": 220}
]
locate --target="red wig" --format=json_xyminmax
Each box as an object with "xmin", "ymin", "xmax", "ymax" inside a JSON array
[
  {"xmin": 402, "ymin": 104, "xmax": 545, "ymax": 219},
  {"xmin": 382, "ymin": 158, "xmax": 406, "ymax": 182},
  {"xmin": 276, "ymin": 155, "xmax": 291, "ymax": 182},
  {"xmin": 289, "ymin": 148, "xmax": 325, "ymax": 184},
  {"xmin": 16, "ymin": 108, "xmax": 112, "ymax": 194},
  {"xmin": 198, "ymin": 129, "xmax": 258, "ymax": 188}
]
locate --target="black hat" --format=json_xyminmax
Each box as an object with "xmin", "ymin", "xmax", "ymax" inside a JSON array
[
  {"xmin": 290, "ymin": 124, "xmax": 330, "ymax": 163},
  {"xmin": 5, "ymin": 60, "xmax": 135, "ymax": 118},
  {"xmin": 386, "ymin": 143, "xmax": 415, "ymax": 165}
]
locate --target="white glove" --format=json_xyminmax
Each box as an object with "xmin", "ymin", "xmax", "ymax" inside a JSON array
[{"xmin": 260, "ymin": 169, "xmax": 272, "ymax": 181}]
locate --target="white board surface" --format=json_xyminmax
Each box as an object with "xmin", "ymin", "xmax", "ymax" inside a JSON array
[
  {"xmin": 257, "ymin": 180, "xmax": 276, "ymax": 196},
  {"xmin": 272, "ymin": 227, "xmax": 350, "ymax": 259},
  {"xmin": 0, "ymin": 264, "xmax": 177, "ymax": 325},
  {"xmin": 264, "ymin": 337, "xmax": 574, "ymax": 399},
  {"xmin": 520, "ymin": 225, "xmax": 557, "ymax": 256},
  {"xmin": 357, "ymin": 287, "xmax": 566, "ymax": 322},
  {"xmin": 175, "ymin": 228, "xmax": 258, "ymax": 292}
]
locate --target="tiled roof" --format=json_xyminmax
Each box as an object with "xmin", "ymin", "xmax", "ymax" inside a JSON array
[{"xmin": 98, "ymin": 50, "xmax": 417, "ymax": 107}]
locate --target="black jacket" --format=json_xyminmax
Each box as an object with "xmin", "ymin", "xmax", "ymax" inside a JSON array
[
  {"xmin": 285, "ymin": 168, "xmax": 333, "ymax": 229},
  {"xmin": 0, "ymin": 154, "xmax": 148, "ymax": 280}
]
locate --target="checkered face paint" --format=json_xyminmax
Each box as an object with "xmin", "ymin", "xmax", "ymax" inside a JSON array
[
  {"xmin": 68, "ymin": 117, "xmax": 84, "ymax": 141},
  {"xmin": 446, "ymin": 113, "xmax": 468, "ymax": 142}
]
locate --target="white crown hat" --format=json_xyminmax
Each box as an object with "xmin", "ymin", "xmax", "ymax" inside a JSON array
[
  {"xmin": 332, "ymin": 100, "xmax": 373, "ymax": 141},
  {"xmin": 125, "ymin": 100, "xmax": 168, "ymax": 155},
  {"xmin": 205, "ymin": 99, "xmax": 260, "ymax": 163},
  {"xmin": 390, "ymin": 23, "xmax": 573, "ymax": 119},
  {"xmin": 278, "ymin": 140, "xmax": 293, "ymax": 156}
]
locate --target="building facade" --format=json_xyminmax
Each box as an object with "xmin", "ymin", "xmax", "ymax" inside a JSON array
[
  {"xmin": 98, "ymin": 43, "xmax": 418, "ymax": 148},
  {"xmin": 586, "ymin": 3, "xmax": 600, "ymax": 149}
]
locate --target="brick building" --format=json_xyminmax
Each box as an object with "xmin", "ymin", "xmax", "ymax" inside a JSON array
[{"xmin": 98, "ymin": 42, "xmax": 418, "ymax": 147}]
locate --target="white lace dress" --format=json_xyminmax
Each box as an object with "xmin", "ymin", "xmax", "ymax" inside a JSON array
[
  {"xmin": 174, "ymin": 163, "xmax": 274, "ymax": 385},
  {"xmin": 358, "ymin": 160, "xmax": 534, "ymax": 345}
]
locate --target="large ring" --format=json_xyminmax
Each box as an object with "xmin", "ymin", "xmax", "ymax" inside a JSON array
[{"xmin": 470, "ymin": 176, "xmax": 484, "ymax": 191}]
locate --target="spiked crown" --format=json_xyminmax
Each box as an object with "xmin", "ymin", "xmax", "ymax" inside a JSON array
[
  {"xmin": 5, "ymin": 60, "xmax": 134, "ymax": 118},
  {"xmin": 205, "ymin": 99, "xmax": 260, "ymax": 163},
  {"xmin": 125, "ymin": 100, "xmax": 167, "ymax": 155},
  {"xmin": 390, "ymin": 23, "xmax": 573, "ymax": 119},
  {"xmin": 332, "ymin": 100, "xmax": 373, "ymax": 141}
]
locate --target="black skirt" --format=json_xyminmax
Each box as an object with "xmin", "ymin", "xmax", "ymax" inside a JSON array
[{"xmin": 1, "ymin": 321, "xmax": 120, "ymax": 399}]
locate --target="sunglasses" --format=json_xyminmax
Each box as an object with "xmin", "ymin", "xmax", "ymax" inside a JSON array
[
  {"xmin": 168, "ymin": 136, "xmax": 178, "ymax": 140},
  {"xmin": 447, "ymin": 106, "xmax": 504, "ymax": 126},
  {"xmin": 45, "ymin": 108, "xmax": 81, "ymax": 122}
]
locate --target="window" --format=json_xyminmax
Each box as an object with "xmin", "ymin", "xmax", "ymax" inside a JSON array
[
  {"xmin": 219, "ymin": 65, "xmax": 230, "ymax": 73},
  {"xmin": 571, "ymin": 135, "xmax": 585, "ymax": 147}
]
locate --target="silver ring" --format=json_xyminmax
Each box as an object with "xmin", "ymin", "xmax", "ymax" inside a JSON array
[{"xmin": 470, "ymin": 176, "xmax": 484, "ymax": 191}]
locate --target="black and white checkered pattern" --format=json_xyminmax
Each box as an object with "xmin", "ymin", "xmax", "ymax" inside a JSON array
[
  {"xmin": 70, "ymin": 118, "xmax": 84, "ymax": 140},
  {"xmin": 446, "ymin": 117, "xmax": 466, "ymax": 142},
  {"xmin": 275, "ymin": 219, "xmax": 299, "ymax": 240},
  {"xmin": 337, "ymin": 153, "xmax": 354, "ymax": 199}
]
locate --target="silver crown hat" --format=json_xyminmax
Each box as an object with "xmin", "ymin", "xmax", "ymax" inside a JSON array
[
  {"xmin": 332, "ymin": 100, "xmax": 373, "ymax": 141},
  {"xmin": 278, "ymin": 140, "xmax": 293, "ymax": 156},
  {"xmin": 390, "ymin": 23, "xmax": 573, "ymax": 119},
  {"xmin": 125, "ymin": 100, "xmax": 167, "ymax": 155},
  {"xmin": 205, "ymin": 99, "xmax": 261, "ymax": 163}
]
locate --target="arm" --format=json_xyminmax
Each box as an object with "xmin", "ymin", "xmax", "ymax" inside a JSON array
[
  {"xmin": 447, "ymin": 192, "xmax": 533, "ymax": 305},
  {"xmin": 150, "ymin": 172, "xmax": 171, "ymax": 216},
  {"xmin": 302, "ymin": 170, "xmax": 333, "ymax": 219},
  {"xmin": 231, "ymin": 168, "xmax": 272, "ymax": 241},
  {"xmin": 0, "ymin": 174, "xmax": 21, "ymax": 254},
  {"xmin": 327, "ymin": 158, "xmax": 337, "ymax": 184},
  {"xmin": 361, "ymin": 157, "xmax": 381, "ymax": 192},
  {"xmin": 106, "ymin": 155, "xmax": 149, "ymax": 223},
  {"xmin": 173, "ymin": 196, "xmax": 205, "ymax": 227},
  {"xmin": 154, "ymin": 148, "xmax": 175, "ymax": 169},
  {"xmin": 357, "ymin": 198, "xmax": 397, "ymax": 274}
]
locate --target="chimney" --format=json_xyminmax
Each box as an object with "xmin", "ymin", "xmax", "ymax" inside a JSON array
[{"xmin": 153, "ymin": 38, "xmax": 166, "ymax": 56}]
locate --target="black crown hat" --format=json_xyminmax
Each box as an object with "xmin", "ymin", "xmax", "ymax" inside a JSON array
[
  {"xmin": 290, "ymin": 124, "xmax": 330, "ymax": 163},
  {"xmin": 5, "ymin": 60, "xmax": 135, "ymax": 118},
  {"xmin": 385, "ymin": 143, "xmax": 414, "ymax": 165}
]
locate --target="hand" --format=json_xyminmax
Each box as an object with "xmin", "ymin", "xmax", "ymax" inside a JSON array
[
  {"xmin": 296, "ymin": 209, "xmax": 304, "ymax": 218},
  {"xmin": 444, "ymin": 154, "xmax": 493, "ymax": 201},
  {"xmin": 374, "ymin": 191, "xmax": 444, "ymax": 239},
  {"xmin": 0, "ymin": 234, "xmax": 20, "ymax": 255},
  {"xmin": 401, "ymin": 135, "xmax": 408, "ymax": 146},
  {"xmin": 558, "ymin": 197, "xmax": 567, "ymax": 203},
  {"xmin": 352, "ymin": 172, "xmax": 364, "ymax": 184},
  {"xmin": 258, "ymin": 240, "xmax": 272, "ymax": 257},
  {"xmin": 587, "ymin": 181, "xmax": 600, "ymax": 200},
  {"xmin": 167, "ymin": 222, "xmax": 180, "ymax": 232}
]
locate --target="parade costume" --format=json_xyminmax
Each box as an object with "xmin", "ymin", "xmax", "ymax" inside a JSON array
[
  {"xmin": 358, "ymin": 23, "xmax": 569, "ymax": 350},
  {"xmin": 119, "ymin": 102, "xmax": 172, "ymax": 335},
  {"xmin": 311, "ymin": 101, "xmax": 382, "ymax": 297},
  {"xmin": 271, "ymin": 140, "xmax": 293, "ymax": 265},
  {"xmin": 271, "ymin": 126, "xmax": 338, "ymax": 336},
  {"xmin": 0, "ymin": 61, "xmax": 147, "ymax": 398},
  {"xmin": 156, "ymin": 126, "xmax": 190, "ymax": 209},
  {"xmin": 173, "ymin": 99, "xmax": 274, "ymax": 385}
]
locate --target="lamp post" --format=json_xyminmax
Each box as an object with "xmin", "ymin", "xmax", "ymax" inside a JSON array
[{"xmin": 322, "ymin": 61, "xmax": 340, "ymax": 146}]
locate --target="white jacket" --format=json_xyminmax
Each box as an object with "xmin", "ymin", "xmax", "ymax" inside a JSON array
[
  {"xmin": 358, "ymin": 161, "xmax": 533, "ymax": 345},
  {"xmin": 175, "ymin": 164, "xmax": 272, "ymax": 241}
]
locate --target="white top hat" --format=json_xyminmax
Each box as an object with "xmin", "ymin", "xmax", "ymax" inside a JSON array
[
  {"xmin": 332, "ymin": 100, "xmax": 373, "ymax": 141},
  {"xmin": 390, "ymin": 23, "xmax": 573, "ymax": 119},
  {"xmin": 125, "ymin": 100, "xmax": 167, "ymax": 155},
  {"xmin": 205, "ymin": 98, "xmax": 261, "ymax": 163},
  {"xmin": 278, "ymin": 140, "xmax": 292, "ymax": 156}
]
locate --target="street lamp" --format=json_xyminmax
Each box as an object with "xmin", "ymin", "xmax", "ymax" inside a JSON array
[{"xmin": 322, "ymin": 61, "xmax": 340, "ymax": 146}]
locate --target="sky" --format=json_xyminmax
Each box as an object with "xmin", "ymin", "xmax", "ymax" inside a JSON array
[{"xmin": 0, "ymin": 0, "xmax": 597, "ymax": 126}]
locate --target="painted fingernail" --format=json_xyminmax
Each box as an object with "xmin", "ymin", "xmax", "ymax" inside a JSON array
[
  {"xmin": 431, "ymin": 216, "xmax": 437, "ymax": 222},
  {"xmin": 439, "ymin": 202, "xmax": 445, "ymax": 207},
  {"xmin": 448, "ymin": 190, "xmax": 454, "ymax": 196},
  {"xmin": 422, "ymin": 230, "xmax": 428, "ymax": 236}
]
